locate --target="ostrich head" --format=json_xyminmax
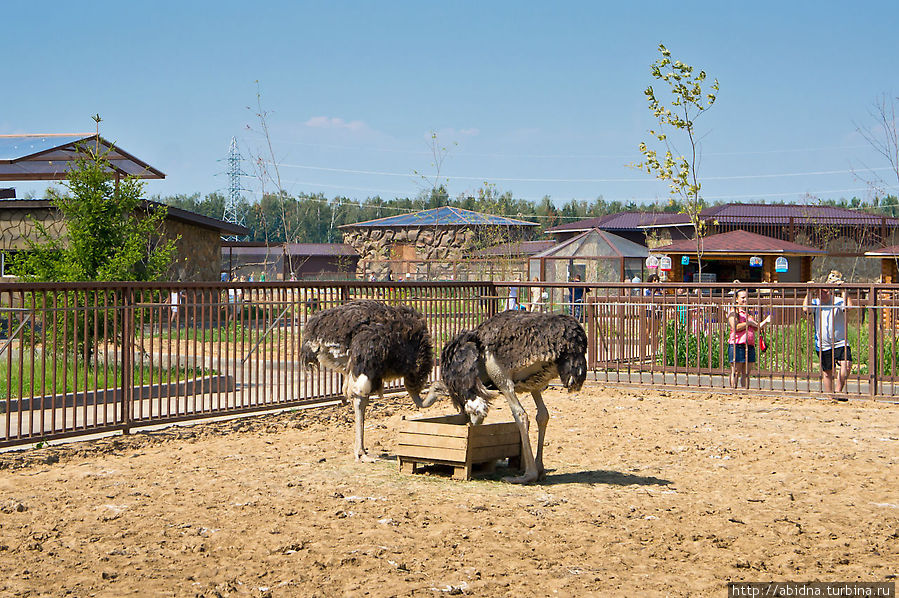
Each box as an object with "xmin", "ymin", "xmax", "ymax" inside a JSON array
[{"xmin": 432, "ymin": 331, "xmax": 495, "ymax": 425}]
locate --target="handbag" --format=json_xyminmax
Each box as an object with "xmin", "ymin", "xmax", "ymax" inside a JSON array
[{"xmin": 758, "ymin": 334, "xmax": 768, "ymax": 353}]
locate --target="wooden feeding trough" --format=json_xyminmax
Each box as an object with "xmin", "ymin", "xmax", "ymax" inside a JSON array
[{"xmin": 396, "ymin": 413, "xmax": 523, "ymax": 480}]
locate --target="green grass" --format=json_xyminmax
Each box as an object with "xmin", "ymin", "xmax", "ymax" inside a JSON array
[{"xmin": 0, "ymin": 358, "xmax": 213, "ymax": 400}]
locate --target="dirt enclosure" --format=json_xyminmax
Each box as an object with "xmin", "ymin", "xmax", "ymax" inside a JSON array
[{"xmin": 0, "ymin": 385, "xmax": 896, "ymax": 597}]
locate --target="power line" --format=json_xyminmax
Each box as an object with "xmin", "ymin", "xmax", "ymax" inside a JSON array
[
  {"xmin": 242, "ymin": 130, "xmax": 871, "ymax": 160},
  {"xmin": 266, "ymin": 160, "xmax": 894, "ymax": 184}
]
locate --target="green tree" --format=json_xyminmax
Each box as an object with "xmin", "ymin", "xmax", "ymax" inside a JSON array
[
  {"xmin": 635, "ymin": 43, "xmax": 719, "ymax": 278},
  {"xmin": 13, "ymin": 146, "xmax": 176, "ymax": 282}
]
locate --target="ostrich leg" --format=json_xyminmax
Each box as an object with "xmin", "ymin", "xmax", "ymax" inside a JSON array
[
  {"xmin": 352, "ymin": 395, "xmax": 377, "ymax": 462},
  {"xmin": 531, "ymin": 390, "xmax": 550, "ymax": 478},
  {"xmin": 501, "ymin": 389, "xmax": 539, "ymax": 484}
]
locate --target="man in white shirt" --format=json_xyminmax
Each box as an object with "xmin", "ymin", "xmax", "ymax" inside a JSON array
[{"xmin": 802, "ymin": 271, "xmax": 853, "ymax": 398}]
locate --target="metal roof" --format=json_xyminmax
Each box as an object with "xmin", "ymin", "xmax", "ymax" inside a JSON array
[
  {"xmin": 532, "ymin": 228, "xmax": 649, "ymax": 259},
  {"xmin": 0, "ymin": 134, "xmax": 165, "ymax": 181},
  {"xmin": 545, "ymin": 212, "xmax": 690, "ymax": 233},
  {"xmin": 222, "ymin": 242, "xmax": 358, "ymax": 257},
  {"xmin": 654, "ymin": 229, "xmax": 825, "ymax": 255},
  {"xmin": 864, "ymin": 244, "xmax": 899, "ymax": 257},
  {"xmin": 701, "ymin": 203, "xmax": 898, "ymax": 224},
  {"xmin": 475, "ymin": 240, "xmax": 556, "ymax": 257},
  {"xmin": 339, "ymin": 206, "xmax": 538, "ymax": 228},
  {"xmin": 0, "ymin": 199, "xmax": 248, "ymax": 236}
]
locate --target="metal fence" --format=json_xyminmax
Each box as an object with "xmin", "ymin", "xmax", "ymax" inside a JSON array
[
  {"xmin": 495, "ymin": 281, "xmax": 899, "ymax": 399},
  {"xmin": 2, "ymin": 280, "xmax": 897, "ymax": 448}
]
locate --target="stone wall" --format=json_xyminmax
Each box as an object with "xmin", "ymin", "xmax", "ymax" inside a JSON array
[
  {"xmin": 0, "ymin": 208, "xmax": 67, "ymax": 249},
  {"xmin": 343, "ymin": 226, "xmax": 480, "ymax": 279},
  {"xmin": 0, "ymin": 206, "xmax": 224, "ymax": 281},
  {"xmin": 162, "ymin": 220, "xmax": 223, "ymax": 282}
]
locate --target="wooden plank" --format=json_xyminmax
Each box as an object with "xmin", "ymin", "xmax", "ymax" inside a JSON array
[
  {"xmin": 470, "ymin": 443, "xmax": 521, "ymax": 463},
  {"xmin": 395, "ymin": 445, "xmax": 467, "ymax": 462},
  {"xmin": 397, "ymin": 433, "xmax": 467, "ymax": 451},
  {"xmin": 468, "ymin": 431, "xmax": 521, "ymax": 449},
  {"xmin": 400, "ymin": 420, "xmax": 469, "ymax": 438},
  {"xmin": 469, "ymin": 421, "xmax": 519, "ymax": 437},
  {"xmin": 452, "ymin": 464, "xmax": 472, "ymax": 481},
  {"xmin": 398, "ymin": 459, "xmax": 416, "ymax": 474}
]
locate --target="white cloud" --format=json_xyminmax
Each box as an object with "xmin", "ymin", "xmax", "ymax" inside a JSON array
[{"xmin": 304, "ymin": 116, "xmax": 368, "ymax": 132}]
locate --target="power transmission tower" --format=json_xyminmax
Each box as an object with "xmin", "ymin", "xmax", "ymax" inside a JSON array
[{"xmin": 223, "ymin": 137, "xmax": 248, "ymax": 241}]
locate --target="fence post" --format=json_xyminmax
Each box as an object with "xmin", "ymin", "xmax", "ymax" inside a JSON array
[
  {"xmin": 869, "ymin": 284, "xmax": 878, "ymax": 399},
  {"xmin": 121, "ymin": 286, "xmax": 134, "ymax": 434}
]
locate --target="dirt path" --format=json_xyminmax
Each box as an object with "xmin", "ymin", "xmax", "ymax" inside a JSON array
[{"xmin": 0, "ymin": 385, "xmax": 896, "ymax": 597}]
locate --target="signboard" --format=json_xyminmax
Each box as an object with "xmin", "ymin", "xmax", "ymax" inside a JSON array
[
  {"xmin": 775, "ymin": 257, "xmax": 789, "ymax": 273},
  {"xmin": 749, "ymin": 256, "xmax": 763, "ymax": 268},
  {"xmin": 681, "ymin": 255, "xmax": 690, "ymax": 266},
  {"xmin": 659, "ymin": 256, "xmax": 672, "ymax": 271},
  {"xmin": 645, "ymin": 255, "xmax": 659, "ymax": 269}
]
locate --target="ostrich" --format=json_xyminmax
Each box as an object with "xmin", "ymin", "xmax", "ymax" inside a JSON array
[
  {"xmin": 299, "ymin": 300, "xmax": 434, "ymax": 462},
  {"xmin": 426, "ymin": 310, "xmax": 587, "ymax": 484}
]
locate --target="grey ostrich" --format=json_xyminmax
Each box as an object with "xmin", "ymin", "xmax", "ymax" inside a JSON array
[
  {"xmin": 299, "ymin": 300, "xmax": 434, "ymax": 462},
  {"xmin": 426, "ymin": 310, "xmax": 587, "ymax": 483}
]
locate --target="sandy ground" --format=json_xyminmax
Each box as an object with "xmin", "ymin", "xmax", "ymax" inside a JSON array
[{"xmin": 0, "ymin": 385, "xmax": 897, "ymax": 597}]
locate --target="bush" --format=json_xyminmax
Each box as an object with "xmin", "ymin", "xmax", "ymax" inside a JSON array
[{"xmin": 659, "ymin": 320, "xmax": 722, "ymax": 368}]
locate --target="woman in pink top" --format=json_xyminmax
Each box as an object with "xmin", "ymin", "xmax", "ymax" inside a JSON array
[{"xmin": 727, "ymin": 289, "xmax": 770, "ymax": 389}]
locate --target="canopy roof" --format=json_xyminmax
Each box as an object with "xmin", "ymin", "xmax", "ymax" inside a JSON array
[
  {"xmin": 640, "ymin": 203, "xmax": 898, "ymax": 228},
  {"xmin": 340, "ymin": 206, "xmax": 538, "ymax": 228},
  {"xmin": 532, "ymin": 228, "xmax": 649, "ymax": 259},
  {"xmin": 545, "ymin": 211, "xmax": 688, "ymax": 234},
  {"xmin": 0, "ymin": 134, "xmax": 165, "ymax": 181},
  {"xmin": 864, "ymin": 244, "xmax": 899, "ymax": 257},
  {"xmin": 654, "ymin": 229, "xmax": 824, "ymax": 256}
]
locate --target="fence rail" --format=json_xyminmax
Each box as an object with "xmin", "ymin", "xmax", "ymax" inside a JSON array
[{"xmin": 2, "ymin": 280, "xmax": 897, "ymax": 448}]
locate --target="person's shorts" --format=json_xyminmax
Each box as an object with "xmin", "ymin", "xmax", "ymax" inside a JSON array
[
  {"xmin": 728, "ymin": 343, "xmax": 756, "ymax": 364},
  {"xmin": 817, "ymin": 345, "xmax": 852, "ymax": 371}
]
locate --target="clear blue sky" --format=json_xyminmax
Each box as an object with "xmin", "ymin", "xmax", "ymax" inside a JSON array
[{"xmin": 4, "ymin": 1, "xmax": 898, "ymax": 211}]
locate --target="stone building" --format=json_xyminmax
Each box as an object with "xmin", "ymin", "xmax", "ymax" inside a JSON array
[
  {"xmin": 339, "ymin": 206, "xmax": 538, "ymax": 280},
  {"xmin": 0, "ymin": 199, "xmax": 248, "ymax": 281}
]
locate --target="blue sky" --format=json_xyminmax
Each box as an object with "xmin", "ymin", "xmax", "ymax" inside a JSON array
[{"xmin": 3, "ymin": 1, "xmax": 898, "ymax": 210}]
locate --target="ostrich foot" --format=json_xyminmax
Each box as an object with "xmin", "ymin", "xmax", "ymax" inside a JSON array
[
  {"xmin": 502, "ymin": 471, "xmax": 539, "ymax": 484},
  {"xmin": 355, "ymin": 451, "xmax": 379, "ymax": 463}
]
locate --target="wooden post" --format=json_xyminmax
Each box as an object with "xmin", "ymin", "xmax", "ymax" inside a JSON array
[
  {"xmin": 763, "ymin": 256, "xmax": 777, "ymax": 283},
  {"xmin": 869, "ymin": 284, "xmax": 878, "ymax": 399}
]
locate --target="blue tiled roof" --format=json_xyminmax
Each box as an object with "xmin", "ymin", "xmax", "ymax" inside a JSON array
[
  {"xmin": 0, "ymin": 134, "xmax": 92, "ymax": 161},
  {"xmin": 340, "ymin": 206, "xmax": 538, "ymax": 228}
]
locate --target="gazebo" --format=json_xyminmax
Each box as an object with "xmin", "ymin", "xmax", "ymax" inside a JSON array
[
  {"xmin": 529, "ymin": 228, "xmax": 649, "ymax": 283},
  {"xmin": 653, "ymin": 229, "xmax": 824, "ymax": 283}
]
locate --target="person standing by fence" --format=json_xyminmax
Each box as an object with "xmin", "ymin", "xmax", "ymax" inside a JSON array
[
  {"xmin": 803, "ymin": 270, "xmax": 853, "ymax": 399},
  {"xmin": 569, "ymin": 274, "xmax": 588, "ymax": 322},
  {"xmin": 727, "ymin": 289, "xmax": 770, "ymax": 389},
  {"xmin": 529, "ymin": 277, "xmax": 545, "ymax": 312}
]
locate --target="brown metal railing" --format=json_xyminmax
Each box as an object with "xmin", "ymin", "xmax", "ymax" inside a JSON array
[
  {"xmin": 2, "ymin": 280, "xmax": 897, "ymax": 448},
  {"xmin": 0, "ymin": 281, "xmax": 502, "ymax": 448},
  {"xmin": 495, "ymin": 281, "xmax": 899, "ymax": 399}
]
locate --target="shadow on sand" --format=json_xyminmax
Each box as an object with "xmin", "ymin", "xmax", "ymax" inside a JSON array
[{"xmin": 540, "ymin": 469, "xmax": 672, "ymax": 487}]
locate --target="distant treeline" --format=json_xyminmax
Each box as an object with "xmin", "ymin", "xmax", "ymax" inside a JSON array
[{"xmin": 154, "ymin": 186, "xmax": 899, "ymax": 244}]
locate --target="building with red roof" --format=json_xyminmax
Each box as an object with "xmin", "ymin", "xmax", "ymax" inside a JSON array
[{"xmin": 653, "ymin": 229, "xmax": 824, "ymax": 283}]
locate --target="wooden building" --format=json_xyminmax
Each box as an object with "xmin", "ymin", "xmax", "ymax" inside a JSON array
[
  {"xmin": 653, "ymin": 229, "xmax": 823, "ymax": 283},
  {"xmin": 0, "ymin": 133, "xmax": 248, "ymax": 281}
]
